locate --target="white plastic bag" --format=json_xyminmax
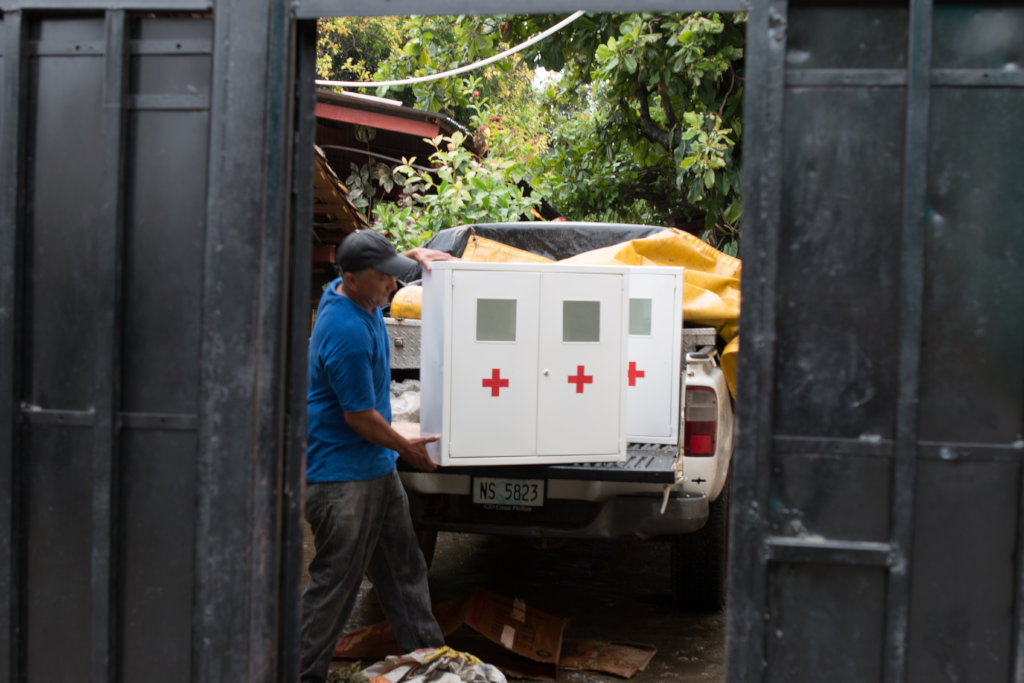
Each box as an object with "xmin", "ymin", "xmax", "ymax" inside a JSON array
[
  {"xmin": 361, "ymin": 646, "xmax": 506, "ymax": 683},
  {"xmin": 390, "ymin": 380, "xmax": 421, "ymax": 423}
]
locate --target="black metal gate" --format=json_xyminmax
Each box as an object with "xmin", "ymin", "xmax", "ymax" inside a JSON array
[
  {"xmin": 1, "ymin": 3, "xmax": 312, "ymax": 681},
  {"xmin": 731, "ymin": 2, "xmax": 1024, "ymax": 681}
]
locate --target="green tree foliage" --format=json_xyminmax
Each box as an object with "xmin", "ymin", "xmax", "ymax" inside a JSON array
[
  {"xmin": 316, "ymin": 17, "xmax": 405, "ymax": 83},
  {"xmin": 315, "ymin": 12, "xmax": 745, "ymax": 252},
  {"xmin": 520, "ymin": 12, "xmax": 745, "ymax": 251}
]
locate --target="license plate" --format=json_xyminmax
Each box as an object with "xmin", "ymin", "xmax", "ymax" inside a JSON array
[{"xmin": 471, "ymin": 477, "xmax": 545, "ymax": 507}]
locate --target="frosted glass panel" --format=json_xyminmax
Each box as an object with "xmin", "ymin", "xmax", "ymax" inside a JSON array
[
  {"xmin": 476, "ymin": 298, "xmax": 517, "ymax": 341},
  {"xmin": 630, "ymin": 298, "xmax": 652, "ymax": 336},
  {"xmin": 563, "ymin": 300, "xmax": 600, "ymax": 342}
]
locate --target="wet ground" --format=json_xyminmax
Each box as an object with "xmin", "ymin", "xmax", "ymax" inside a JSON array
[{"xmin": 303, "ymin": 528, "xmax": 726, "ymax": 681}]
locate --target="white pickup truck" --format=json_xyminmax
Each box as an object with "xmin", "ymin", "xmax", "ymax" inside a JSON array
[{"xmin": 386, "ymin": 223, "xmax": 735, "ymax": 610}]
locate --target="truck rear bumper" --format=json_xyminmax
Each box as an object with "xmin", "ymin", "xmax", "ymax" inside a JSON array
[{"xmin": 406, "ymin": 490, "xmax": 709, "ymax": 540}]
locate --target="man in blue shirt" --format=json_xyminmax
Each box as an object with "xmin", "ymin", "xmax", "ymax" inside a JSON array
[{"xmin": 300, "ymin": 230, "xmax": 449, "ymax": 683}]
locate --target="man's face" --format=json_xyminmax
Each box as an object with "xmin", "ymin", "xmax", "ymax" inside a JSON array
[{"xmin": 344, "ymin": 268, "xmax": 398, "ymax": 310}]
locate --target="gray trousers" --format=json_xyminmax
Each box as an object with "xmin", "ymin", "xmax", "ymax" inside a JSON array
[{"xmin": 299, "ymin": 471, "xmax": 444, "ymax": 683}]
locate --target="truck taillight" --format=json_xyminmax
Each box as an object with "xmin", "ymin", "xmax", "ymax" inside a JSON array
[{"xmin": 684, "ymin": 386, "xmax": 717, "ymax": 456}]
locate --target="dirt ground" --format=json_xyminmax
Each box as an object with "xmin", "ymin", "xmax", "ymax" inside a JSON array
[{"xmin": 302, "ymin": 526, "xmax": 726, "ymax": 681}]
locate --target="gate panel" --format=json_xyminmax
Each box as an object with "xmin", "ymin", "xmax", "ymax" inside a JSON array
[
  {"xmin": 919, "ymin": 85, "xmax": 1024, "ymax": 444},
  {"xmin": 24, "ymin": 425, "xmax": 93, "ymax": 681},
  {"xmin": 906, "ymin": 9, "xmax": 1024, "ymax": 681},
  {"xmin": 769, "ymin": 453, "xmax": 891, "ymax": 542},
  {"xmin": 115, "ymin": 15, "xmax": 212, "ymax": 682},
  {"xmin": 22, "ymin": 16, "xmax": 106, "ymax": 682},
  {"xmin": 119, "ymin": 13, "xmax": 210, "ymax": 415},
  {"xmin": 120, "ymin": 108, "xmax": 207, "ymax": 413},
  {"xmin": 3, "ymin": 4, "xmax": 306, "ymax": 682},
  {"xmin": 26, "ymin": 16, "xmax": 105, "ymax": 411},
  {"xmin": 783, "ymin": 5, "xmax": 909, "ymax": 69},
  {"xmin": 118, "ymin": 429, "xmax": 198, "ymax": 682},
  {"xmin": 766, "ymin": 564, "xmax": 887, "ymax": 682},
  {"xmin": 775, "ymin": 85, "xmax": 904, "ymax": 439},
  {"xmin": 732, "ymin": 2, "xmax": 1024, "ymax": 682},
  {"xmin": 908, "ymin": 460, "xmax": 1018, "ymax": 682}
]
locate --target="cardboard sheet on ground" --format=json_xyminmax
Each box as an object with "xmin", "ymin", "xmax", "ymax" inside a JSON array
[
  {"xmin": 335, "ymin": 589, "xmax": 567, "ymax": 680},
  {"xmin": 559, "ymin": 639, "xmax": 657, "ymax": 678}
]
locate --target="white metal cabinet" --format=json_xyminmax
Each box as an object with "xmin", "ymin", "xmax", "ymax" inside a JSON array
[
  {"xmin": 625, "ymin": 268, "xmax": 684, "ymax": 444},
  {"xmin": 421, "ymin": 262, "xmax": 630, "ymax": 465}
]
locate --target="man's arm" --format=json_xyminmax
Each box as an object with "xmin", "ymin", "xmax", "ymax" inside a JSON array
[{"xmin": 344, "ymin": 408, "xmax": 438, "ymax": 472}]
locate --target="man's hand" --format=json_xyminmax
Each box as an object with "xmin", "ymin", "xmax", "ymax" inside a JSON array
[
  {"xmin": 344, "ymin": 409, "xmax": 439, "ymax": 471},
  {"xmin": 398, "ymin": 435, "xmax": 440, "ymax": 472},
  {"xmin": 402, "ymin": 247, "xmax": 459, "ymax": 272}
]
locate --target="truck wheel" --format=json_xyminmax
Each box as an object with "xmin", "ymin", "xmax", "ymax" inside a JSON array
[
  {"xmin": 416, "ymin": 528, "xmax": 438, "ymax": 568},
  {"xmin": 671, "ymin": 474, "xmax": 730, "ymax": 611}
]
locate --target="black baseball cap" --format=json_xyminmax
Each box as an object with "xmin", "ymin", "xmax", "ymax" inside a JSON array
[{"xmin": 336, "ymin": 230, "xmax": 416, "ymax": 276}]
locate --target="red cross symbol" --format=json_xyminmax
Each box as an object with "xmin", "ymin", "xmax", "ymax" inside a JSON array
[
  {"xmin": 628, "ymin": 361, "xmax": 646, "ymax": 387},
  {"xmin": 481, "ymin": 368, "xmax": 509, "ymax": 397},
  {"xmin": 567, "ymin": 365, "xmax": 594, "ymax": 394}
]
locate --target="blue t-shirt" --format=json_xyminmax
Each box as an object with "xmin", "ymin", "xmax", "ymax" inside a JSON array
[{"xmin": 306, "ymin": 278, "xmax": 397, "ymax": 482}]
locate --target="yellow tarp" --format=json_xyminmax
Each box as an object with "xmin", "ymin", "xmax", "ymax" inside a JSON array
[
  {"xmin": 462, "ymin": 233, "xmax": 554, "ymax": 264},
  {"xmin": 392, "ymin": 228, "xmax": 741, "ymax": 396}
]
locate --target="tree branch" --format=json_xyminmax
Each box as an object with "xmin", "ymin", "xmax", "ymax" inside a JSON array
[
  {"xmin": 718, "ymin": 65, "xmax": 736, "ymax": 118},
  {"xmin": 658, "ymin": 78, "xmax": 679, "ymax": 130},
  {"xmin": 633, "ymin": 78, "xmax": 673, "ymax": 150}
]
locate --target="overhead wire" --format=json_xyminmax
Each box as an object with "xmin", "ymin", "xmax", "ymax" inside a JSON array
[{"xmin": 314, "ymin": 11, "xmax": 584, "ymax": 89}]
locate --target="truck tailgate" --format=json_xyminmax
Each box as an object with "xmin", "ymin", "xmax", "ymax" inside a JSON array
[{"xmin": 397, "ymin": 442, "xmax": 679, "ymax": 484}]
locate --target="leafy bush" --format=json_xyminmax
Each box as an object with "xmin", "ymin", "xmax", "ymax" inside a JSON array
[{"xmin": 372, "ymin": 132, "xmax": 541, "ymax": 252}]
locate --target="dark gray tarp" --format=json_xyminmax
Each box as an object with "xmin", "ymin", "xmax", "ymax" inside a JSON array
[{"xmin": 397, "ymin": 222, "xmax": 667, "ymax": 284}]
